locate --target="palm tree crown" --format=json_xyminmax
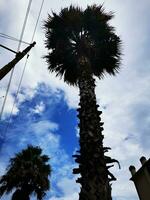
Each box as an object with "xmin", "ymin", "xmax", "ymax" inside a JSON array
[
  {"xmin": 44, "ymin": 5, "xmax": 121, "ymax": 85},
  {"xmin": 0, "ymin": 145, "xmax": 51, "ymax": 200}
]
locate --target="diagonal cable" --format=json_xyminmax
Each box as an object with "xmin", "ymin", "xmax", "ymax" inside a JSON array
[
  {"xmin": 2, "ymin": 0, "xmax": 45, "ymax": 141},
  {"xmin": 0, "ymin": 0, "xmax": 33, "ymax": 120},
  {"xmin": 0, "ymin": 33, "xmax": 30, "ymax": 45}
]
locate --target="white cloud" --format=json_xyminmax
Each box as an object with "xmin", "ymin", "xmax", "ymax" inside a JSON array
[
  {"xmin": 49, "ymin": 177, "xmax": 79, "ymax": 200},
  {"xmin": 57, "ymin": 177, "xmax": 79, "ymax": 196},
  {"xmin": 31, "ymin": 101, "xmax": 45, "ymax": 114},
  {"xmin": 0, "ymin": 91, "xmax": 19, "ymax": 118},
  {"xmin": 31, "ymin": 120, "xmax": 58, "ymax": 133},
  {"xmin": 75, "ymin": 127, "xmax": 79, "ymax": 138},
  {"xmin": 50, "ymin": 192, "xmax": 78, "ymax": 200}
]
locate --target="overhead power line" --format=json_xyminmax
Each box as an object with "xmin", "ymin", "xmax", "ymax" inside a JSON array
[
  {"xmin": 17, "ymin": 0, "xmax": 33, "ymax": 52},
  {"xmin": 1, "ymin": 0, "xmax": 45, "ymax": 138},
  {"xmin": 3, "ymin": 56, "xmax": 29, "ymax": 136},
  {"xmin": 0, "ymin": 42, "xmax": 36, "ymax": 80},
  {"xmin": 31, "ymin": 0, "xmax": 45, "ymax": 42},
  {"xmin": 0, "ymin": 0, "xmax": 33, "ymax": 120},
  {"xmin": 0, "ymin": 44, "xmax": 18, "ymax": 54},
  {"xmin": 7, "ymin": 0, "xmax": 45, "ymax": 123},
  {"xmin": 0, "ymin": 33, "xmax": 30, "ymax": 45}
]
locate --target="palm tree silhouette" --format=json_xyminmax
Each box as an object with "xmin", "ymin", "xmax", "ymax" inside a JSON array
[
  {"xmin": 44, "ymin": 5, "xmax": 121, "ymax": 200},
  {"xmin": 0, "ymin": 145, "xmax": 51, "ymax": 200}
]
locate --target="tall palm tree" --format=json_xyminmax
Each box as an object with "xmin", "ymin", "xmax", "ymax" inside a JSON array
[
  {"xmin": 0, "ymin": 145, "xmax": 51, "ymax": 200},
  {"xmin": 44, "ymin": 5, "xmax": 121, "ymax": 200}
]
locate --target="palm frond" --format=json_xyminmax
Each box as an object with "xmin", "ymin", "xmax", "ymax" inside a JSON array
[
  {"xmin": 44, "ymin": 4, "xmax": 122, "ymax": 85},
  {"xmin": 0, "ymin": 145, "xmax": 51, "ymax": 199}
]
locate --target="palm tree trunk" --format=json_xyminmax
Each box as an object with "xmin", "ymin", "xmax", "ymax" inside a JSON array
[{"xmin": 73, "ymin": 63, "xmax": 112, "ymax": 200}]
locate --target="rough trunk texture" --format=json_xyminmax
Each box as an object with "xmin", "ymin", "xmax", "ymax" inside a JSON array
[{"xmin": 73, "ymin": 63, "xmax": 113, "ymax": 200}]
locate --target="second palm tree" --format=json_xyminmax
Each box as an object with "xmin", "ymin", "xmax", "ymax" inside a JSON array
[{"xmin": 0, "ymin": 145, "xmax": 51, "ymax": 200}]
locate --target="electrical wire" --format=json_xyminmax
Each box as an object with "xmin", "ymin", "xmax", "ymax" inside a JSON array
[
  {"xmin": 3, "ymin": 55, "xmax": 29, "ymax": 136},
  {"xmin": 0, "ymin": 33, "xmax": 30, "ymax": 45},
  {"xmin": 7, "ymin": 0, "xmax": 45, "ymax": 123},
  {"xmin": 0, "ymin": 0, "xmax": 33, "ymax": 120},
  {"xmin": 31, "ymin": 0, "xmax": 45, "ymax": 42},
  {"xmin": 17, "ymin": 0, "xmax": 33, "ymax": 52},
  {"xmin": 2, "ymin": 0, "xmax": 45, "ymax": 138}
]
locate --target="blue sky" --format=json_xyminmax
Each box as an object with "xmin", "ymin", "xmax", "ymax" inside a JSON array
[
  {"xmin": 0, "ymin": 0, "xmax": 150, "ymax": 199},
  {"xmin": 0, "ymin": 84, "xmax": 79, "ymax": 200}
]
